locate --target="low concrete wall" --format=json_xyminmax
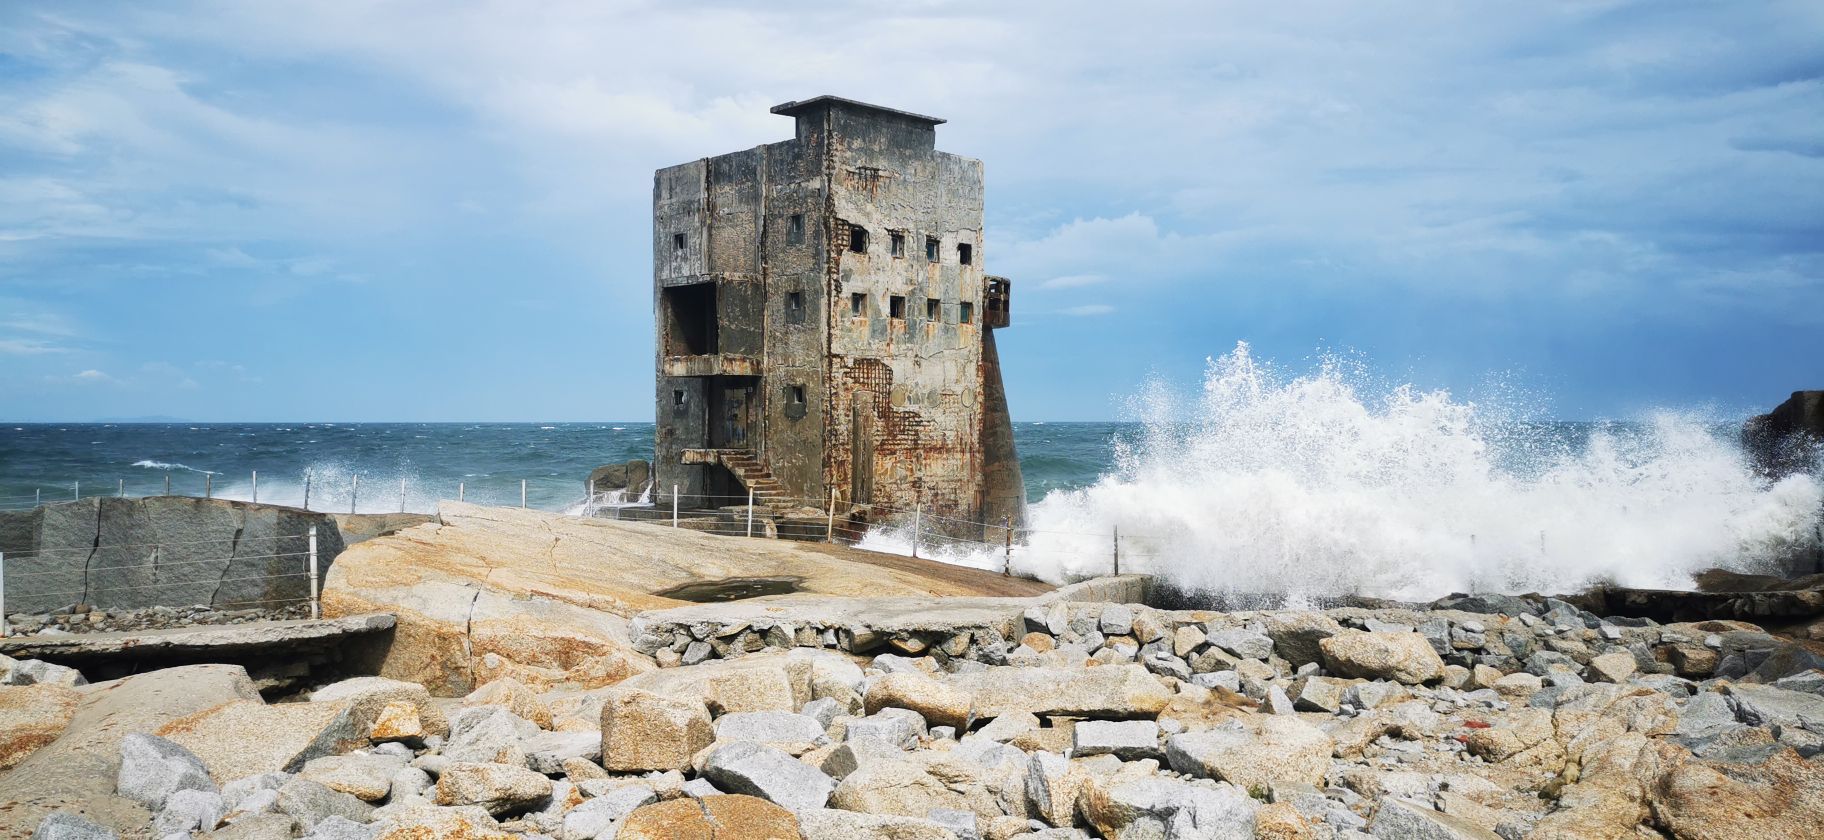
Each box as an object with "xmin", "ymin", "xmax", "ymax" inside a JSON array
[
  {"xmin": 0, "ymin": 497, "xmax": 346, "ymax": 614},
  {"xmin": 1039, "ymin": 574, "xmax": 1152, "ymax": 606}
]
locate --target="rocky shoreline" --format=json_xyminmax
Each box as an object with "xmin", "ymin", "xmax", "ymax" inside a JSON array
[{"xmin": 5, "ymin": 590, "xmax": 1823, "ymax": 839}]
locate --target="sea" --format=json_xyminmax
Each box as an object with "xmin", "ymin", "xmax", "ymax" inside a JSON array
[{"xmin": 5, "ymin": 345, "xmax": 1820, "ymax": 601}]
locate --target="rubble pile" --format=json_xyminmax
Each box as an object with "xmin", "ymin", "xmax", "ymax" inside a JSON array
[
  {"xmin": 4, "ymin": 603, "xmax": 314, "ymax": 637},
  {"xmin": 3, "ymin": 594, "xmax": 1820, "ymax": 839}
]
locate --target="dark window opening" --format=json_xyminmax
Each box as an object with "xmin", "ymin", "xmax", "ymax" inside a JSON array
[
  {"xmin": 788, "ymin": 214, "xmax": 805, "ymax": 245},
  {"xmin": 958, "ymin": 243, "xmax": 973, "ymax": 265},
  {"xmin": 789, "ymin": 385, "xmax": 806, "ymax": 405},
  {"xmin": 926, "ymin": 297, "xmax": 940, "ymax": 320},
  {"xmin": 960, "ymin": 301, "xmax": 974, "ymax": 324},
  {"xmin": 849, "ymin": 226, "xmax": 868, "ymax": 253},
  {"xmin": 889, "ymin": 295, "xmax": 906, "ymax": 319},
  {"xmin": 925, "ymin": 236, "xmax": 939, "ymax": 261},
  {"xmin": 673, "ymin": 233, "xmax": 686, "ymax": 251},
  {"xmin": 673, "ymin": 389, "xmax": 687, "ymax": 408},
  {"xmin": 661, "ymin": 283, "xmax": 718, "ymax": 355},
  {"xmin": 850, "ymin": 292, "xmax": 866, "ymax": 316},
  {"xmin": 785, "ymin": 291, "xmax": 805, "ymax": 325},
  {"xmin": 890, "ymin": 231, "xmax": 906, "ymax": 258}
]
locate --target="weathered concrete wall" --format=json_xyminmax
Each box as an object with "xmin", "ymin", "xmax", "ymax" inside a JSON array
[
  {"xmin": 820, "ymin": 104, "xmax": 988, "ymax": 531},
  {"xmin": 981, "ymin": 327, "xmax": 1026, "ymax": 529},
  {"xmin": 0, "ymin": 498, "xmax": 345, "ymax": 614}
]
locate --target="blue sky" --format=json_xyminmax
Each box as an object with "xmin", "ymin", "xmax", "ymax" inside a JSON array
[{"xmin": 1, "ymin": 1, "xmax": 1819, "ymax": 422}]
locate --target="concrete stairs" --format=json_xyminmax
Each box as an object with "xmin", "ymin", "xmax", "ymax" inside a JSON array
[{"xmin": 714, "ymin": 449, "xmax": 795, "ymax": 509}]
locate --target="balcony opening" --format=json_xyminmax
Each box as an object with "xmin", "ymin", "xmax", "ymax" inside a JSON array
[
  {"xmin": 661, "ymin": 282, "xmax": 718, "ymax": 356},
  {"xmin": 958, "ymin": 243, "xmax": 973, "ymax": 265},
  {"xmin": 849, "ymin": 225, "xmax": 868, "ymax": 253},
  {"xmin": 926, "ymin": 297, "xmax": 940, "ymax": 320},
  {"xmin": 889, "ymin": 295, "xmax": 906, "ymax": 319},
  {"xmin": 785, "ymin": 291, "xmax": 805, "ymax": 325},
  {"xmin": 890, "ymin": 231, "xmax": 906, "ymax": 258},
  {"xmin": 788, "ymin": 214, "xmax": 805, "ymax": 245},
  {"xmin": 850, "ymin": 292, "xmax": 866, "ymax": 317},
  {"xmin": 960, "ymin": 301, "xmax": 974, "ymax": 324},
  {"xmin": 925, "ymin": 236, "xmax": 939, "ymax": 262}
]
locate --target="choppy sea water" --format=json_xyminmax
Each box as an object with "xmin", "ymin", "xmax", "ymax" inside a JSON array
[{"xmin": 3, "ymin": 345, "xmax": 1819, "ymax": 599}]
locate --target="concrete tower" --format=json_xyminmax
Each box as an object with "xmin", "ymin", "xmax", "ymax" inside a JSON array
[{"xmin": 652, "ymin": 96, "xmax": 1023, "ymax": 536}]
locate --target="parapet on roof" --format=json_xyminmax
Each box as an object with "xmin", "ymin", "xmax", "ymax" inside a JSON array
[{"xmin": 769, "ymin": 96, "xmax": 946, "ymax": 127}]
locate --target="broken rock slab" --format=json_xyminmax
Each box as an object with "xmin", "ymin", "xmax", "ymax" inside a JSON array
[{"xmin": 0, "ymin": 664, "xmax": 260, "ymax": 840}]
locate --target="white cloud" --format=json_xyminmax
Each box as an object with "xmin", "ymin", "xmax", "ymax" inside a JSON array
[
  {"xmin": 69, "ymin": 369, "xmax": 114, "ymax": 383},
  {"xmin": 1060, "ymin": 304, "xmax": 1115, "ymax": 317},
  {"xmin": 0, "ymin": 338, "xmax": 67, "ymax": 355},
  {"xmin": 1038, "ymin": 274, "xmax": 1105, "ymax": 290}
]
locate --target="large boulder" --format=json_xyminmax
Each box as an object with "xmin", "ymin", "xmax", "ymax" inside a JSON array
[
  {"xmin": 599, "ymin": 688, "xmax": 714, "ymax": 773},
  {"xmin": 949, "ymin": 665, "xmax": 1171, "ymax": 719},
  {"xmin": 863, "ymin": 671, "xmax": 973, "ymax": 729},
  {"xmin": 0, "ymin": 685, "xmax": 79, "ymax": 771},
  {"xmin": 115, "ymin": 734, "xmax": 214, "ymax": 811},
  {"xmin": 701, "ymin": 742, "xmax": 835, "ymax": 812},
  {"xmin": 1165, "ymin": 715, "xmax": 1335, "ymax": 791},
  {"xmin": 433, "ymin": 762, "xmax": 553, "ymax": 815},
  {"xmin": 1318, "ymin": 631, "xmax": 1446, "ymax": 685},
  {"xmin": 616, "ymin": 795, "xmax": 800, "ymax": 840},
  {"xmin": 0, "ymin": 664, "xmax": 260, "ymax": 840},
  {"xmin": 309, "ymin": 676, "xmax": 450, "ymax": 738},
  {"xmin": 157, "ymin": 699, "xmax": 367, "ymax": 782}
]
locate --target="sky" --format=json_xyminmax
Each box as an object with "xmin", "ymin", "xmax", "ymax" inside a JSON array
[{"xmin": 0, "ymin": 1, "xmax": 1820, "ymax": 422}]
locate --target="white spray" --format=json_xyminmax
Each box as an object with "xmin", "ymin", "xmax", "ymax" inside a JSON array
[{"xmin": 865, "ymin": 343, "xmax": 1824, "ymax": 601}]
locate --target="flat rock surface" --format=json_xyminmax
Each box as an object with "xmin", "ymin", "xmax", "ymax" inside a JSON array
[{"xmin": 0, "ymin": 614, "xmax": 395, "ymax": 661}]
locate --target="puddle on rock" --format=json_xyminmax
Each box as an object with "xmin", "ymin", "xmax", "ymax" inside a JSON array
[{"xmin": 657, "ymin": 576, "xmax": 804, "ymax": 603}]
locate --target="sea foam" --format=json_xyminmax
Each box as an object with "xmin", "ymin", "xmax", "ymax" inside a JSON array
[{"xmin": 864, "ymin": 343, "xmax": 1823, "ymax": 601}]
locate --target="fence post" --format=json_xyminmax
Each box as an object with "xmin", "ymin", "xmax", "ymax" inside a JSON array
[
  {"xmin": 205, "ymin": 474, "xmax": 212, "ymax": 499},
  {"xmin": 1003, "ymin": 516, "xmax": 1013, "ymax": 577},
  {"xmin": 35, "ymin": 489, "xmax": 40, "ymax": 506},
  {"xmin": 826, "ymin": 488, "xmax": 837, "ymax": 543},
  {"xmin": 1113, "ymin": 526, "xmax": 1121, "ymax": 576},
  {"xmin": 0, "ymin": 549, "xmax": 8, "ymax": 638},
  {"xmin": 458, "ymin": 481, "xmax": 465, "ymax": 502},
  {"xmin": 303, "ymin": 472, "xmax": 311, "ymax": 511},
  {"xmin": 74, "ymin": 480, "xmax": 79, "ymax": 500},
  {"xmin": 400, "ymin": 477, "xmax": 407, "ymax": 513},
  {"xmin": 672, "ymin": 485, "xmax": 679, "ymax": 527},
  {"xmin": 164, "ymin": 475, "xmax": 171, "ymax": 496},
  {"xmin": 911, "ymin": 504, "xmax": 921, "ymax": 560},
  {"xmin": 589, "ymin": 479, "xmax": 596, "ymax": 500},
  {"xmin": 746, "ymin": 488, "xmax": 755, "ymax": 537},
  {"xmin": 118, "ymin": 478, "xmax": 124, "ymax": 498},
  {"xmin": 252, "ymin": 470, "xmax": 258, "ymax": 504},
  {"xmin": 521, "ymin": 480, "xmax": 527, "ymax": 509},
  {"xmin": 350, "ymin": 474, "xmax": 359, "ymax": 514},
  {"xmin": 307, "ymin": 525, "xmax": 320, "ymax": 620}
]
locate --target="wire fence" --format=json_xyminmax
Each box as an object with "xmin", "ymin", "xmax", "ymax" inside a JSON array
[{"xmin": 0, "ymin": 526, "xmax": 324, "ymax": 639}]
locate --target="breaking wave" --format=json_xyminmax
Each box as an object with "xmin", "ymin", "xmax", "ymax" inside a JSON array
[
  {"xmin": 873, "ymin": 343, "xmax": 1824, "ymax": 601},
  {"xmin": 131, "ymin": 460, "xmax": 216, "ymax": 474}
]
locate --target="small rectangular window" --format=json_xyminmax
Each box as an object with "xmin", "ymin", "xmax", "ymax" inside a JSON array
[
  {"xmin": 958, "ymin": 243, "xmax": 973, "ymax": 265},
  {"xmin": 673, "ymin": 389, "xmax": 687, "ymax": 407},
  {"xmin": 890, "ymin": 231, "xmax": 906, "ymax": 258},
  {"xmin": 925, "ymin": 236, "xmax": 939, "ymax": 262},
  {"xmin": 789, "ymin": 385, "xmax": 806, "ymax": 405},
  {"xmin": 788, "ymin": 214, "xmax": 805, "ymax": 245},
  {"xmin": 849, "ymin": 226, "xmax": 868, "ymax": 253},
  {"xmin": 785, "ymin": 291, "xmax": 804, "ymax": 325},
  {"xmin": 673, "ymin": 233, "xmax": 686, "ymax": 251},
  {"xmin": 889, "ymin": 295, "xmax": 906, "ymax": 319},
  {"xmin": 850, "ymin": 292, "xmax": 866, "ymax": 316},
  {"xmin": 925, "ymin": 297, "xmax": 940, "ymax": 320},
  {"xmin": 960, "ymin": 302, "xmax": 974, "ymax": 324}
]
